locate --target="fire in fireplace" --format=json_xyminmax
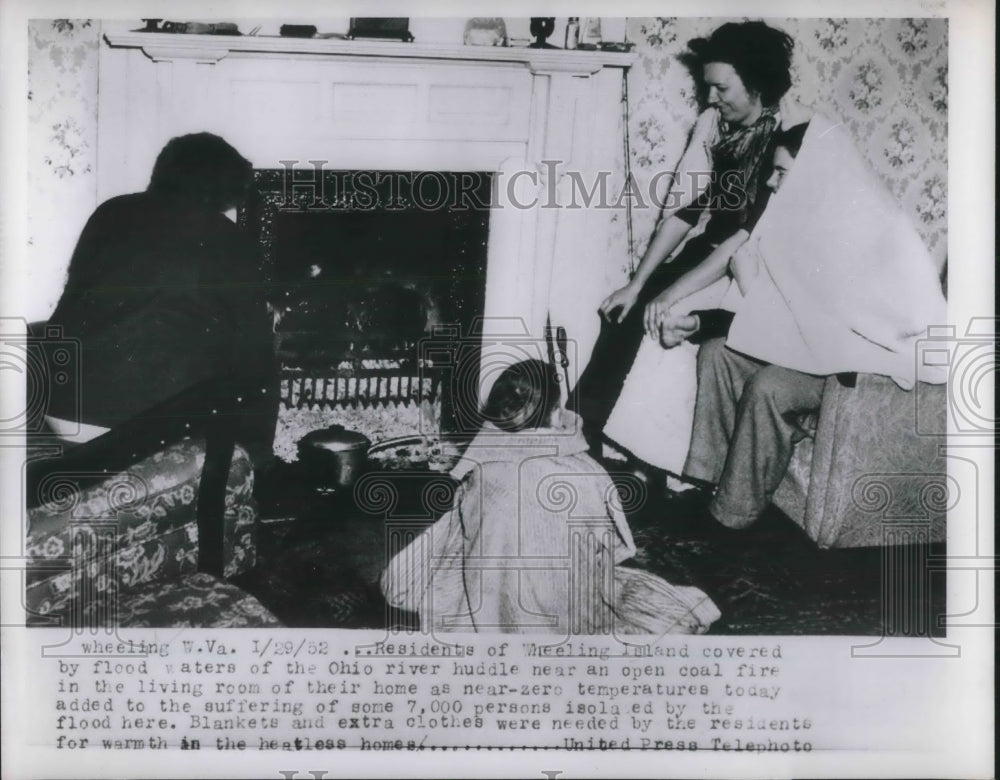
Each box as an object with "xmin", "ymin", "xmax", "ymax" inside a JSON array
[{"xmin": 240, "ymin": 168, "xmax": 492, "ymax": 433}]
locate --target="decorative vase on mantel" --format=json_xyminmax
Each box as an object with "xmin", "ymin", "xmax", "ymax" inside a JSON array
[
  {"xmin": 529, "ymin": 17, "xmax": 556, "ymax": 49},
  {"xmin": 463, "ymin": 18, "xmax": 507, "ymax": 46}
]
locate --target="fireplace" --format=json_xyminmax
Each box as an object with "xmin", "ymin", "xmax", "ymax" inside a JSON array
[
  {"xmin": 97, "ymin": 27, "xmax": 634, "ymax": 452},
  {"xmin": 242, "ymin": 168, "xmax": 491, "ymax": 431}
]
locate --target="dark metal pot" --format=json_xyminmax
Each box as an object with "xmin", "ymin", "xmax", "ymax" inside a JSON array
[{"xmin": 297, "ymin": 425, "xmax": 372, "ymax": 491}]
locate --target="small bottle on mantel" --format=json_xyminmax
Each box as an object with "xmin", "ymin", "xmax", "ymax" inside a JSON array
[{"xmin": 565, "ymin": 17, "xmax": 580, "ymax": 50}]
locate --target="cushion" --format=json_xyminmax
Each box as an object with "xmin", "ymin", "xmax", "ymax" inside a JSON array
[
  {"xmin": 26, "ymin": 438, "xmax": 258, "ymax": 625},
  {"xmin": 119, "ymin": 572, "xmax": 281, "ymax": 628}
]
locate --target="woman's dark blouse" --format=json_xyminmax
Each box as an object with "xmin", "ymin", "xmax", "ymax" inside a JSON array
[
  {"xmin": 675, "ymin": 117, "xmax": 779, "ymax": 245},
  {"xmin": 47, "ymin": 193, "xmax": 273, "ymax": 427}
]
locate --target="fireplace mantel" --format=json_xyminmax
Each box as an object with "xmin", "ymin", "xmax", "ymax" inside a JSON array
[
  {"xmin": 97, "ymin": 25, "xmax": 635, "ymax": 396},
  {"xmin": 104, "ymin": 31, "xmax": 635, "ymax": 74}
]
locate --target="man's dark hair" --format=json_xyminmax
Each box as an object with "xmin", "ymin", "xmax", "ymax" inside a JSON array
[
  {"xmin": 148, "ymin": 132, "xmax": 253, "ymax": 211},
  {"xmin": 482, "ymin": 359, "xmax": 560, "ymax": 432},
  {"xmin": 773, "ymin": 122, "xmax": 810, "ymax": 158},
  {"xmin": 686, "ymin": 21, "xmax": 796, "ymax": 107}
]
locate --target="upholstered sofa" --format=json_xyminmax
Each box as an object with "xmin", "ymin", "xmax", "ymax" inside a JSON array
[
  {"xmin": 25, "ymin": 438, "xmax": 281, "ymax": 628},
  {"xmin": 773, "ymin": 376, "xmax": 947, "ymax": 548}
]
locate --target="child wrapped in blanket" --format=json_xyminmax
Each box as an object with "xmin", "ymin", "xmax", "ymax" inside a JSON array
[{"xmin": 381, "ymin": 359, "xmax": 720, "ymax": 636}]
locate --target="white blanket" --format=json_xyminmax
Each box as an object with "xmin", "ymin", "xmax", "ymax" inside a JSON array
[
  {"xmin": 725, "ymin": 113, "xmax": 947, "ymax": 388},
  {"xmin": 381, "ymin": 417, "xmax": 721, "ymax": 635}
]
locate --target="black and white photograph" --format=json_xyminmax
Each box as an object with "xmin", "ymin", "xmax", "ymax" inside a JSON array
[{"xmin": 0, "ymin": 1, "xmax": 993, "ymax": 778}]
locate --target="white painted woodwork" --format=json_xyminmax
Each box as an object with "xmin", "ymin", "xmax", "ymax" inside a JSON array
[{"xmin": 98, "ymin": 29, "xmax": 635, "ymax": 394}]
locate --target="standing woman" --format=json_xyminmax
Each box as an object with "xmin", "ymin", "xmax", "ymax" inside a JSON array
[{"xmin": 571, "ymin": 21, "xmax": 805, "ymax": 479}]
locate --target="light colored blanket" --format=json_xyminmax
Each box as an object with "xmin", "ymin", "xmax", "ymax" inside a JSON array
[
  {"xmin": 381, "ymin": 415, "xmax": 720, "ymax": 635},
  {"xmin": 725, "ymin": 113, "xmax": 947, "ymax": 388},
  {"xmin": 603, "ymin": 277, "xmax": 731, "ymax": 473}
]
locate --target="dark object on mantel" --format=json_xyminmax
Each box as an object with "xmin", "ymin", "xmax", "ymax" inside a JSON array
[
  {"xmin": 529, "ymin": 17, "xmax": 557, "ymax": 49},
  {"xmin": 297, "ymin": 425, "xmax": 372, "ymax": 493},
  {"xmin": 280, "ymin": 24, "xmax": 317, "ymax": 38},
  {"xmin": 599, "ymin": 41, "xmax": 636, "ymax": 53},
  {"xmin": 138, "ymin": 19, "xmax": 241, "ymax": 35},
  {"xmin": 346, "ymin": 18, "xmax": 414, "ymax": 42}
]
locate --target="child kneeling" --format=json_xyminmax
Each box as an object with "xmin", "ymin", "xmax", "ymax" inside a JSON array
[{"xmin": 381, "ymin": 359, "xmax": 720, "ymax": 636}]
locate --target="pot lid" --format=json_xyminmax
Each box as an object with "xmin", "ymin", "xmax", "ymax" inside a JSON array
[{"xmin": 298, "ymin": 425, "xmax": 371, "ymax": 452}]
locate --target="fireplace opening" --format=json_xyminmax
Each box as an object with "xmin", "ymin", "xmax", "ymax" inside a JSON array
[{"xmin": 241, "ymin": 169, "xmax": 492, "ymax": 446}]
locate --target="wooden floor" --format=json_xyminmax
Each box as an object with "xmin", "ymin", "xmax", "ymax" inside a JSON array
[{"xmin": 234, "ymin": 462, "xmax": 946, "ymax": 635}]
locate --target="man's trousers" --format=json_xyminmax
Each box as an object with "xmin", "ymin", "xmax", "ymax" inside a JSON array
[{"xmin": 683, "ymin": 338, "xmax": 825, "ymax": 527}]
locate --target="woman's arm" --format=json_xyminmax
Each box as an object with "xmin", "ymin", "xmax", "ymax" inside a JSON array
[
  {"xmin": 653, "ymin": 108, "xmax": 720, "ymax": 218},
  {"xmin": 642, "ymin": 229, "xmax": 749, "ymax": 338},
  {"xmin": 598, "ymin": 216, "xmax": 693, "ymax": 323},
  {"xmin": 598, "ymin": 110, "xmax": 720, "ymax": 324}
]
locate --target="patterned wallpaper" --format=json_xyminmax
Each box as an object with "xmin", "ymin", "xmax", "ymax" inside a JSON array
[
  {"xmin": 25, "ymin": 18, "xmax": 948, "ymax": 321},
  {"xmin": 617, "ymin": 17, "xmax": 948, "ymax": 275},
  {"xmin": 26, "ymin": 19, "xmax": 100, "ymax": 322}
]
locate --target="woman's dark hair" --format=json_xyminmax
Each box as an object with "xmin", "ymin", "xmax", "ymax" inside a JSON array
[
  {"xmin": 148, "ymin": 132, "xmax": 253, "ymax": 211},
  {"xmin": 773, "ymin": 121, "xmax": 809, "ymax": 158},
  {"xmin": 686, "ymin": 21, "xmax": 795, "ymax": 107},
  {"xmin": 482, "ymin": 359, "xmax": 560, "ymax": 432}
]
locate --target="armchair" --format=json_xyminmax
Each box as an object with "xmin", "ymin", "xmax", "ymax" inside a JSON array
[{"xmin": 773, "ymin": 375, "xmax": 947, "ymax": 548}]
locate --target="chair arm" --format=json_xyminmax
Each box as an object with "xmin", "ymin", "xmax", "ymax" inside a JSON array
[{"xmin": 802, "ymin": 375, "xmax": 947, "ymax": 548}]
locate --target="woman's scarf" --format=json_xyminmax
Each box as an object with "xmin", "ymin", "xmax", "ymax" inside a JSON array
[
  {"xmin": 725, "ymin": 113, "xmax": 947, "ymax": 388},
  {"xmin": 711, "ymin": 107, "xmax": 779, "ymax": 211}
]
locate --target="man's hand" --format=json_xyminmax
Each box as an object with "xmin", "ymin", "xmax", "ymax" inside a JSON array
[
  {"xmin": 599, "ymin": 283, "xmax": 641, "ymax": 324},
  {"xmin": 643, "ymin": 290, "xmax": 677, "ymax": 339},
  {"xmin": 658, "ymin": 312, "xmax": 700, "ymax": 349}
]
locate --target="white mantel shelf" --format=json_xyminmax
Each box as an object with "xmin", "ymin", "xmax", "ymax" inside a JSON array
[{"xmin": 104, "ymin": 31, "xmax": 635, "ymax": 73}]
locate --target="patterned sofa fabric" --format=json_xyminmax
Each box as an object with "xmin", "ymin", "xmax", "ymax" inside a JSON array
[
  {"xmin": 25, "ymin": 438, "xmax": 259, "ymax": 626},
  {"xmin": 120, "ymin": 572, "xmax": 281, "ymax": 628}
]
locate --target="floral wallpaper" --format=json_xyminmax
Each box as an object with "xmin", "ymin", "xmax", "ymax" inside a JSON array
[
  {"xmin": 26, "ymin": 17, "xmax": 949, "ymax": 452},
  {"xmin": 27, "ymin": 17, "xmax": 948, "ymax": 316},
  {"xmin": 615, "ymin": 17, "xmax": 948, "ymax": 274},
  {"xmin": 27, "ymin": 19, "xmax": 101, "ymax": 322}
]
